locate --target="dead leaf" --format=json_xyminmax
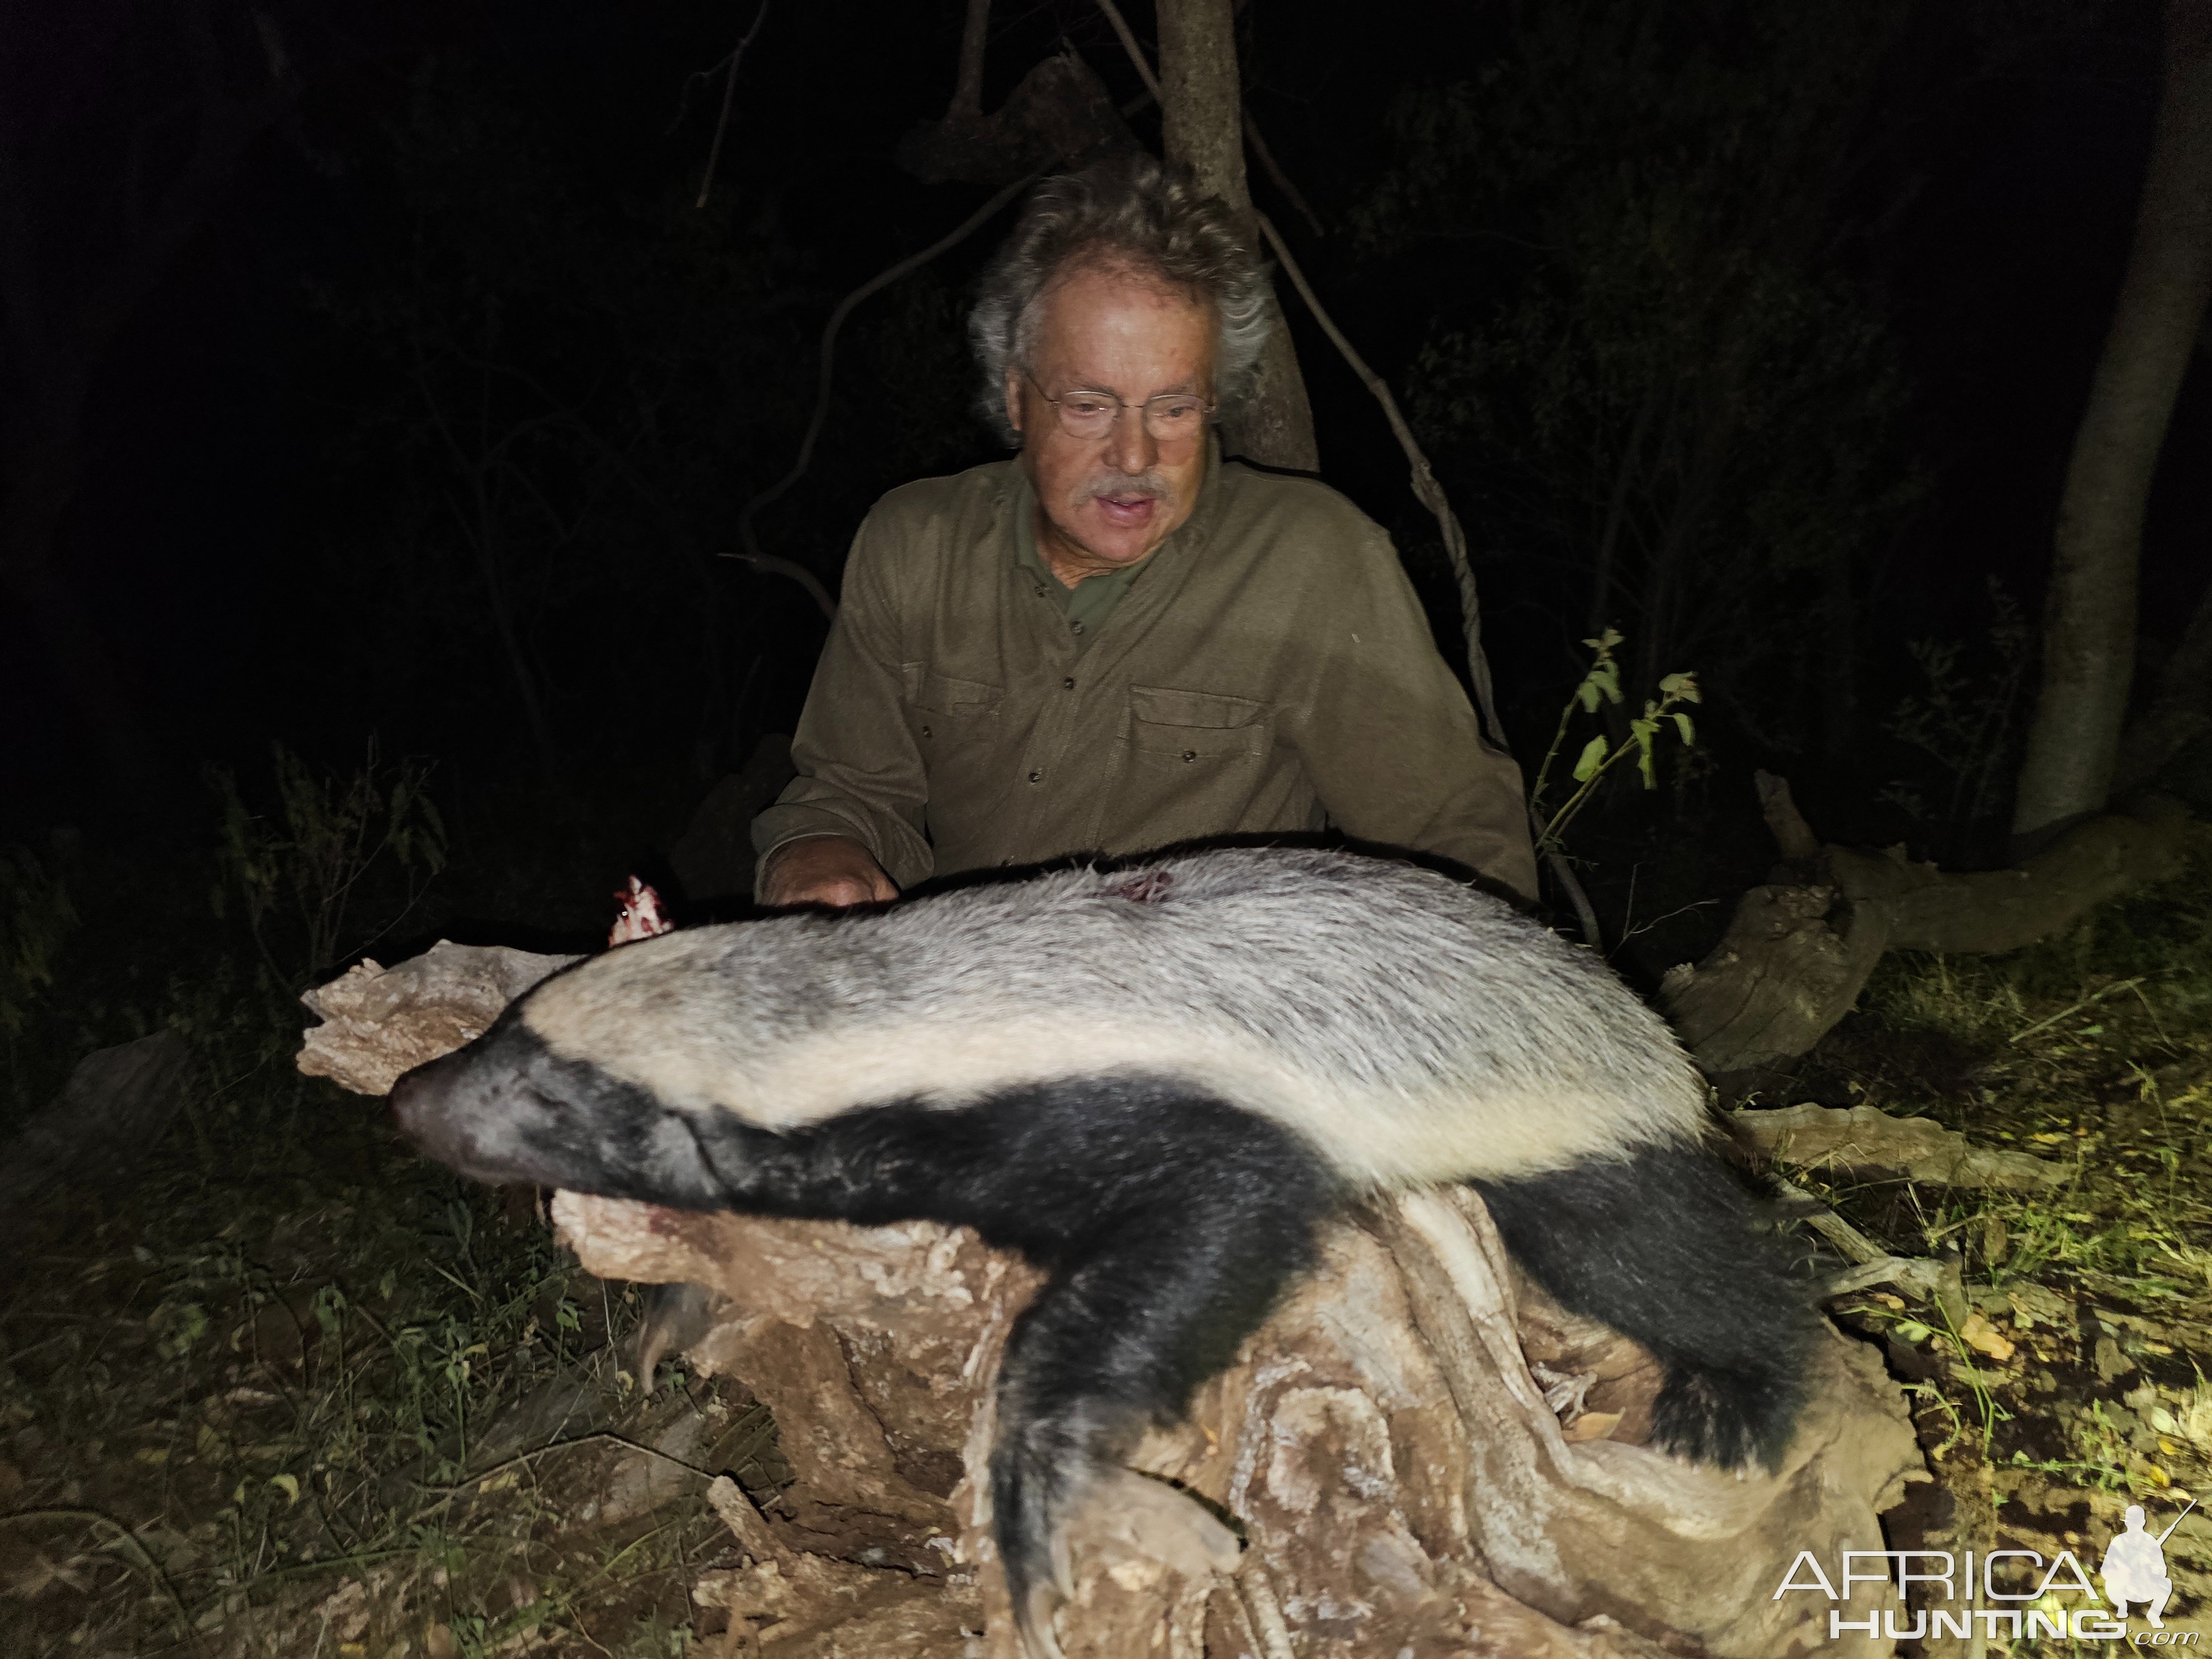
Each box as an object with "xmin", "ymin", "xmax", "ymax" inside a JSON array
[
  {"xmin": 1563, "ymin": 1411, "xmax": 1625, "ymax": 1443},
  {"xmin": 1958, "ymin": 1313, "xmax": 2016, "ymax": 1363},
  {"xmin": 4, "ymin": 1551, "xmax": 91, "ymax": 1599}
]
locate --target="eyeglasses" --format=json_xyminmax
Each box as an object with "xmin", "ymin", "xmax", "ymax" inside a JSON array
[{"xmin": 1025, "ymin": 373, "xmax": 1214, "ymax": 443}]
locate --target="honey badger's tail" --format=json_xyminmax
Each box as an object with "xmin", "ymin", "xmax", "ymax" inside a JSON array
[{"xmin": 1473, "ymin": 1138, "xmax": 1816, "ymax": 1470}]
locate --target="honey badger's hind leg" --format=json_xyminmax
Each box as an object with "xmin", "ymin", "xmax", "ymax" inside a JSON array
[{"xmin": 1472, "ymin": 1141, "xmax": 1818, "ymax": 1471}]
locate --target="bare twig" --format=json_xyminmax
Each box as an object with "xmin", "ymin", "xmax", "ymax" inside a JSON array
[
  {"xmin": 693, "ymin": 0, "xmax": 772, "ymax": 211},
  {"xmin": 1240, "ymin": 115, "xmax": 1324, "ymax": 238},
  {"xmin": 1256, "ymin": 215, "xmax": 1489, "ymax": 714},
  {"xmin": 1256, "ymin": 210, "xmax": 1599, "ymax": 938},
  {"xmin": 731, "ymin": 169, "xmax": 1042, "ymax": 585},
  {"xmin": 1094, "ymin": 0, "xmax": 1162, "ymax": 101}
]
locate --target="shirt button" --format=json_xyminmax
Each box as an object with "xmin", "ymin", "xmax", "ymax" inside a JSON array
[
  {"xmin": 1182, "ymin": 750, "xmax": 1198, "ymax": 763},
  {"xmin": 920, "ymin": 724, "xmax": 932, "ymax": 738},
  {"xmin": 1070, "ymin": 620, "xmax": 1084, "ymax": 634},
  {"xmin": 1027, "ymin": 770, "xmax": 1042, "ymax": 783},
  {"xmin": 1062, "ymin": 677, "xmax": 1075, "ymax": 690}
]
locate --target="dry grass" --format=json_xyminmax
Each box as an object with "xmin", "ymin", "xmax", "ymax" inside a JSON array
[{"xmin": 1787, "ymin": 825, "xmax": 2212, "ymax": 1632}]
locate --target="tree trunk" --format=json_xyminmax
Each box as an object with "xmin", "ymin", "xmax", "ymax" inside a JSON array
[
  {"xmin": 2012, "ymin": 0, "xmax": 2212, "ymax": 848},
  {"xmin": 1155, "ymin": 0, "xmax": 1319, "ymax": 472}
]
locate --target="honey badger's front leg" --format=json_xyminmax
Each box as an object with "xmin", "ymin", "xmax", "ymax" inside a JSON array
[
  {"xmin": 395, "ymin": 1027, "xmax": 1334, "ymax": 1657},
  {"xmin": 979, "ymin": 1091, "xmax": 1334, "ymax": 1658}
]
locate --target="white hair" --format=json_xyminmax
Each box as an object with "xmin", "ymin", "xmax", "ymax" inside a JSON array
[{"xmin": 969, "ymin": 151, "xmax": 1275, "ymax": 444}]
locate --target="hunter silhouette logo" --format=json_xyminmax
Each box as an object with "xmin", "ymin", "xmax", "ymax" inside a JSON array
[{"xmin": 2103, "ymin": 1500, "xmax": 2193, "ymax": 1630}]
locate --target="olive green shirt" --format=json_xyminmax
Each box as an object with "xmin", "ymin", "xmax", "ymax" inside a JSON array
[{"xmin": 752, "ymin": 452, "xmax": 1538, "ymax": 900}]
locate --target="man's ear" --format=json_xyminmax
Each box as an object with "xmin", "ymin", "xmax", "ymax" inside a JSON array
[{"xmin": 1003, "ymin": 369, "xmax": 1025, "ymax": 439}]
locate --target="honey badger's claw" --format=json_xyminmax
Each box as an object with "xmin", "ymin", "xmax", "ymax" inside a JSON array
[
  {"xmin": 1063, "ymin": 1469, "xmax": 1241, "ymax": 1579},
  {"xmin": 1013, "ymin": 1473, "xmax": 1239, "ymax": 1659}
]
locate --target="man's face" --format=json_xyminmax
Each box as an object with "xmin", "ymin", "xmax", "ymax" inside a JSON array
[{"xmin": 1005, "ymin": 260, "xmax": 1215, "ymax": 585}]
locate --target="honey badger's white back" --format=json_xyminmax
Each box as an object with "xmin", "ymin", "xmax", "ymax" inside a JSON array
[{"xmin": 519, "ymin": 844, "xmax": 1710, "ymax": 1185}]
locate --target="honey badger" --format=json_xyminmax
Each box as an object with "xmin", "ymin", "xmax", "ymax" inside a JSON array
[{"xmin": 391, "ymin": 844, "xmax": 1813, "ymax": 1655}]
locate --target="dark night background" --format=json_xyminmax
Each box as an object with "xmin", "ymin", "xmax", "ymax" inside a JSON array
[
  {"xmin": 5, "ymin": 0, "xmax": 2203, "ymax": 874},
  {"xmin": 8, "ymin": 5, "xmax": 2212, "ymax": 1650}
]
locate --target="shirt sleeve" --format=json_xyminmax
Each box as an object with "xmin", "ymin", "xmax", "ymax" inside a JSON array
[
  {"xmin": 750, "ymin": 513, "xmax": 937, "ymax": 891},
  {"xmin": 1285, "ymin": 527, "xmax": 1540, "ymax": 904}
]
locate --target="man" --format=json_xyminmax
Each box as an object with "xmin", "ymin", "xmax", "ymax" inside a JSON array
[{"xmin": 752, "ymin": 152, "xmax": 1535, "ymax": 906}]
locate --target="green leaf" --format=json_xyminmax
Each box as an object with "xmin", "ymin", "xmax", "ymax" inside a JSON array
[
  {"xmin": 1672, "ymin": 712, "xmax": 1696, "ymax": 745},
  {"xmin": 1571, "ymin": 735, "xmax": 1609, "ymax": 782},
  {"xmin": 269, "ymin": 1473, "xmax": 301, "ymax": 1508},
  {"xmin": 1657, "ymin": 671, "xmax": 1702, "ymax": 703},
  {"xmin": 1575, "ymin": 680, "xmax": 1601, "ymax": 713}
]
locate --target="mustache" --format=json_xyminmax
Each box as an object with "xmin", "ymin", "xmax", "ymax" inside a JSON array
[{"xmin": 1079, "ymin": 472, "xmax": 1174, "ymax": 503}]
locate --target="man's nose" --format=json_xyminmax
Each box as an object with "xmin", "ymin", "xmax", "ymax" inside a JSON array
[{"xmin": 1106, "ymin": 403, "xmax": 1157, "ymax": 473}]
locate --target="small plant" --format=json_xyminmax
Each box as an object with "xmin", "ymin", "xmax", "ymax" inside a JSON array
[
  {"xmin": 1528, "ymin": 628, "xmax": 1701, "ymax": 855},
  {"xmin": 207, "ymin": 739, "xmax": 447, "ymax": 988}
]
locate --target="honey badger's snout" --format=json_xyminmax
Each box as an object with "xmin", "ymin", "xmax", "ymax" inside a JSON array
[
  {"xmin": 390, "ymin": 1035, "xmax": 555, "ymax": 1187},
  {"xmin": 393, "ymin": 1013, "xmax": 732, "ymax": 1208}
]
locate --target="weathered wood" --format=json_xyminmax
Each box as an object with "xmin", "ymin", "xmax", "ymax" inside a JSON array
[
  {"xmin": 297, "ymin": 941, "xmax": 581, "ymax": 1097},
  {"xmin": 1661, "ymin": 781, "xmax": 2190, "ymax": 1082},
  {"xmin": 557, "ymin": 1188, "xmax": 1918, "ymax": 1658},
  {"xmin": 1732, "ymin": 1104, "xmax": 2068, "ymax": 1191}
]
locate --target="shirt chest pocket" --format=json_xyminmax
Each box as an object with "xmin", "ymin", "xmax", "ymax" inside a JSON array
[
  {"xmin": 901, "ymin": 664, "xmax": 1004, "ymax": 744},
  {"xmin": 1125, "ymin": 685, "xmax": 1271, "ymax": 763},
  {"xmin": 898, "ymin": 668, "xmax": 1004, "ymax": 787}
]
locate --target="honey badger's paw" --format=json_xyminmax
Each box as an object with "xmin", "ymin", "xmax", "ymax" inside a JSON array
[
  {"xmin": 1061, "ymin": 1467, "xmax": 1242, "ymax": 1579},
  {"xmin": 1016, "ymin": 1470, "xmax": 1243, "ymax": 1659}
]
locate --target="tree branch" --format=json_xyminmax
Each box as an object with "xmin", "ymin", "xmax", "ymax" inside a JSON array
[
  {"xmin": 731, "ymin": 169, "xmax": 1041, "ymax": 582},
  {"xmin": 694, "ymin": 0, "xmax": 772, "ymax": 210}
]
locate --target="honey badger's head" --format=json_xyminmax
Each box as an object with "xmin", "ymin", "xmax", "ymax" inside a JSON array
[{"xmin": 390, "ymin": 1004, "xmax": 731, "ymax": 1208}]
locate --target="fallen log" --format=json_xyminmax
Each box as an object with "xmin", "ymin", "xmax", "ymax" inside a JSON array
[
  {"xmin": 301, "ymin": 936, "xmax": 1926, "ymax": 1655},
  {"xmin": 1731, "ymin": 1104, "xmax": 2070, "ymax": 1192},
  {"xmin": 1660, "ymin": 776, "xmax": 2189, "ymax": 1088}
]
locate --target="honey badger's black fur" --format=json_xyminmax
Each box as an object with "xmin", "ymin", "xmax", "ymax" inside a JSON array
[{"xmin": 391, "ymin": 846, "xmax": 1815, "ymax": 1658}]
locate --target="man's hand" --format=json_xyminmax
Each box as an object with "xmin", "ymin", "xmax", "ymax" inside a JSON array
[{"xmin": 759, "ymin": 836, "xmax": 899, "ymax": 909}]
